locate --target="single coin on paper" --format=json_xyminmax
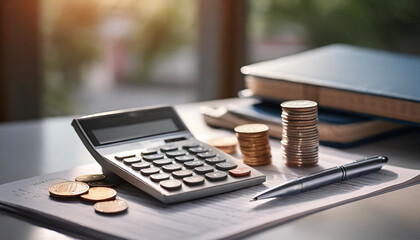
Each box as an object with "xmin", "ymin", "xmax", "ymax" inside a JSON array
[
  {"xmin": 80, "ymin": 187, "xmax": 117, "ymax": 202},
  {"xmin": 94, "ymin": 199, "xmax": 128, "ymax": 214},
  {"xmin": 48, "ymin": 181, "xmax": 89, "ymax": 198},
  {"xmin": 75, "ymin": 174, "xmax": 106, "ymax": 183}
]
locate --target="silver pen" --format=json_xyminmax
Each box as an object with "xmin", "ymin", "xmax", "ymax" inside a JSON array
[{"xmin": 251, "ymin": 155, "xmax": 388, "ymax": 201}]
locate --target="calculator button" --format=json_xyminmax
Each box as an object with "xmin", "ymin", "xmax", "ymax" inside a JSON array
[
  {"xmin": 229, "ymin": 167, "xmax": 251, "ymax": 177},
  {"xmin": 153, "ymin": 159, "xmax": 173, "ymax": 167},
  {"xmin": 216, "ymin": 162, "xmax": 238, "ymax": 171},
  {"xmin": 172, "ymin": 170, "xmax": 193, "ymax": 179},
  {"xmin": 205, "ymin": 172, "xmax": 228, "ymax": 181},
  {"xmin": 189, "ymin": 147, "xmax": 208, "ymax": 154},
  {"xmin": 184, "ymin": 160, "xmax": 204, "ymax": 169},
  {"xmin": 140, "ymin": 167, "xmax": 160, "ymax": 176},
  {"xmin": 205, "ymin": 156, "xmax": 226, "ymax": 165},
  {"xmin": 150, "ymin": 173, "xmax": 171, "ymax": 182},
  {"xmin": 160, "ymin": 179, "xmax": 182, "ymax": 191},
  {"xmin": 194, "ymin": 165, "xmax": 214, "ymax": 174},
  {"xmin": 165, "ymin": 150, "xmax": 187, "ymax": 158},
  {"xmin": 160, "ymin": 145, "xmax": 178, "ymax": 152},
  {"xmin": 183, "ymin": 175, "xmax": 205, "ymax": 186},
  {"xmin": 131, "ymin": 162, "xmax": 151, "ymax": 170},
  {"xmin": 123, "ymin": 156, "xmax": 142, "ymax": 165},
  {"xmin": 114, "ymin": 153, "xmax": 135, "ymax": 161},
  {"xmin": 175, "ymin": 155, "xmax": 195, "ymax": 163},
  {"xmin": 141, "ymin": 149, "xmax": 158, "ymax": 156},
  {"xmin": 197, "ymin": 152, "xmax": 216, "ymax": 159},
  {"xmin": 182, "ymin": 142, "xmax": 200, "ymax": 149},
  {"xmin": 143, "ymin": 153, "xmax": 165, "ymax": 161},
  {"xmin": 162, "ymin": 163, "xmax": 183, "ymax": 172}
]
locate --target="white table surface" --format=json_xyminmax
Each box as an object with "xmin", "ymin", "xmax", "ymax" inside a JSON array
[{"xmin": 1, "ymin": 98, "xmax": 419, "ymax": 239}]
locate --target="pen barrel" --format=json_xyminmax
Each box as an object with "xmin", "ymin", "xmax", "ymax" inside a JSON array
[
  {"xmin": 343, "ymin": 156, "xmax": 388, "ymax": 180},
  {"xmin": 299, "ymin": 167, "xmax": 344, "ymax": 191}
]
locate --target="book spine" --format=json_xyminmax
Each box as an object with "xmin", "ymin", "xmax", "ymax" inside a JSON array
[{"xmin": 246, "ymin": 76, "xmax": 420, "ymax": 124}]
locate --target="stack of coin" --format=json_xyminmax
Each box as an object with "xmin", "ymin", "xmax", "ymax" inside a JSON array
[
  {"xmin": 234, "ymin": 124, "xmax": 271, "ymax": 166},
  {"xmin": 281, "ymin": 100, "xmax": 319, "ymax": 167},
  {"xmin": 207, "ymin": 136, "xmax": 238, "ymax": 154},
  {"xmin": 48, "ymin": 174, "xmax": 128, "ymax": 214}
]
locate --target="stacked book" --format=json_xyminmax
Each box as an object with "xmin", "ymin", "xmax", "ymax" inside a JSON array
[
  {"xmin": 241, "ymin": 44, "xmax": 420, "ymax": 126},
  {"xmin": 202, "ymin": 44, "xmax": 420, "ymax": 147}
]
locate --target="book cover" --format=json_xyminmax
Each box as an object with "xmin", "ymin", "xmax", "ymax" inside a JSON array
[{"xmin": 241, "ymin": 44, "xmax": 420, "ymax": 125}]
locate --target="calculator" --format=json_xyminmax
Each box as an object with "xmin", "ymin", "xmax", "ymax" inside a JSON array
[{"xmin": 72, "ymin": 105, "xmax": 266, "ymax": 203}]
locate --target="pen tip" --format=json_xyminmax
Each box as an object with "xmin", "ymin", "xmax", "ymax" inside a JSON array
[{"xmin": 249, "ymin": 198, "xmax": 257, "ymax": 202}]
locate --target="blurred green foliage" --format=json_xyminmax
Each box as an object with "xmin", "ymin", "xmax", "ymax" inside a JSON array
[
  {"xmin": 249, "ymin": 0, "xmax": 420, "ymax": 54},
  {"xmin": 130, "ymin": 1, "xmax": 196, "ymax": 80}
]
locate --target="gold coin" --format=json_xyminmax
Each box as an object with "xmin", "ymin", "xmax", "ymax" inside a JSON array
[
  {"xmin": 282, "ymin": 126, "xmax": 318, "ymax": 132},
  {"xmin": 244, "ymin": 159, "xmax": 272, "ymax": 166},
  {"xmin": 282, "ymin": 136, "xmax": 319, "ymax": 142},
  {"xmin": 75, "ymin": 174, "xmax": 106, "ymax": 182},
  {"xmin": 282, "ymin": 109, "xmax": 318, "ymax": 115},
  {"xmin": 80, "ymin": 187, "xmax": 117, "ymax": 202},
  {"xmin": 236, "ymin": 132, "xmax": 269, "ymax": 138},
  {"xmin": 243, "ymin": 157, "xmax": 272, "ymax": 164},
  {"xmin": 234, "ymin": 124, "xmax": 269, "ymax": 134},
  {"xmin": 237, "ymin": 136, "xmax": 269, "ymax": 143},
  {"xmin": 240, "ymin": 147, "xmax": 271, "ymax": 155},
  {"xmin": 281, "ymin": 146, "xmax": 318, "ymax": 153},
  {"xmin": 87, "ymin": 178, "xmax": 120, "ymax": 188},
  {"xmin": 281, "ymin": 100, "xmax": 318, "ymax": 109},
  {"xmin": 217, "ymin": 146, "xmax": 237, "ymax": 154},
  {"xmin": 94, "ymin": 199, "xmax": 128, "ymax": 214},
  {"xmin": 207, "ymin": 136, "xmax": 238, "ymax": 148},
  {"xmin": 49, "ymin": 181, "xmax": 89, "ymax": 198},
  {"xmin": 282, "ymin": 111, "xmax": 318, "ymax": 118},
  {"xmin": 282, "ymin": 119, "xmax": 319, "ymax": 127}
]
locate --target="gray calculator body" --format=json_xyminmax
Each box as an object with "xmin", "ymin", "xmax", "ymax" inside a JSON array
[{"xmin": 72, "ymin": 105, "xmax": 266, "ymax": 204}]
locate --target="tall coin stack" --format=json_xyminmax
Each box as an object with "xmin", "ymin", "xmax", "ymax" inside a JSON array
[
  {"xmin": 234, "ymin": 124, "xmax": 271, "ymax": 166},
  {"xmin": 281, "ymin": 100, "xmax": 319, "ymax": 167}
]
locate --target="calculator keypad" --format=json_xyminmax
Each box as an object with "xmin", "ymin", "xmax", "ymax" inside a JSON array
[
  {"xmin": 143, "ymin": 153, "xmax": 165, "ymax": 161},
  {"xmin": 113, "ymin": 141, "xmax": 253, "ymax": 192}
]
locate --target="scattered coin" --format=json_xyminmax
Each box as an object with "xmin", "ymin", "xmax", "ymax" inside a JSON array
[
  {"xmin": 75, "ymin": 174, "xmax": 106, "ymax": 183},
  {"xmin": 281, "ymin": 100, "xmax": 319, "ymax": 167},
  {"xmin": 49, "ymin": 181, "xmax": 89, "ymax": 198},
  {"xmin": 80, "ymin": 187, "xmax": 117, "ymax": 202},
  {"xmin": 49, "ymin": 174, "xmax": 129, "ymax": 216},
  {"xmin": 207, "ymin": 136, "xmax": 238, "ymax": 154},
  {"xmin": 87, "ymin": 177, "xmax": 120, "ymax": 187},
  {"xmin": 235, "ymin": 123, "xmax": 271, "ymax": 166},
  {"xmin": 94, "ymin": 199, "xmax": 128, "ymax": 214}
]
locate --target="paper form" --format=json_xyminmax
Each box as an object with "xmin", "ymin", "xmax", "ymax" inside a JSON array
[{"xmin": 1, "ymin": 145, "xmax": 419, "ymax": 240}]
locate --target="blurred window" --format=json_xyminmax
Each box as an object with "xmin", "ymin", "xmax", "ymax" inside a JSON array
[
  {"xmin": 41, "ymin": 0, "xmax": 198, "ymax": 116},
  {"xmin": 248, "ymin": 0, "xmax": 420, "ymax": 63}
]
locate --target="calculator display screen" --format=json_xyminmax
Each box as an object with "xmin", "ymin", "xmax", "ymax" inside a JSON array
[
  {"xmin": 92, "ymin": 118, "xmax": 179, "ymax": 145},
  {"xmin": 77, "ymin": 106, "xmax": 187, "ymax": 146}
]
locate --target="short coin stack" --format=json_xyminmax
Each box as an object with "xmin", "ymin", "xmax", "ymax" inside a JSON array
[
  {"xmin": 281, "ymin": 100, "xmax": 319, "ymax": 167},
  {"xmin": 48, "ymin": 174, "xmax": 128, "ymax": 214},
  {"xmin": 234, "ymin": 124, "xmax": 271, "ymax": 166}
]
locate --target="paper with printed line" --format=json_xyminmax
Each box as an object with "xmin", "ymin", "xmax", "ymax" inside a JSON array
[{"xmin": 1, "ymin": 145, "xmax": 419, "ymax": 240}]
